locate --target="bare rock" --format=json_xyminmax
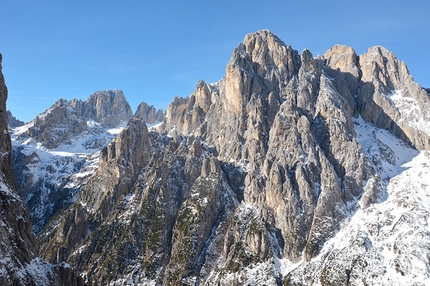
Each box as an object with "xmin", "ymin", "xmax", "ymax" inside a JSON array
[
  {"xmin": 71, "ymin": 89, "xmax": 133, "ymax": 128},
  {"xmin": 358, "ymin": 46, "xmax": 430, "ymax": 150},
  {"xmin": 323, "ymin": 44, "xmax": 360, "ymax": 115},
  {"xmin": 135, "ymin": 102, "xmax": 164, "ymax": 124}
]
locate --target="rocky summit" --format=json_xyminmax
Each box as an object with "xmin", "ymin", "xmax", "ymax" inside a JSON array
[
  {"xmin": 6, "ymin": 30, "xmax": 430, "ymax": 285},
  {"xmin": 135, "ymin": 102, "xmax": 165, "ymax": 124},
  {"xmin": 10, "ymin": 89, "xmax": 165, "ymax": 236}
]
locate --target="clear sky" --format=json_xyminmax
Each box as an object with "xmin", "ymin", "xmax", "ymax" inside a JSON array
[{"xmin": 1, "ymin": 0, "xmax": 429, "ymax": 123}]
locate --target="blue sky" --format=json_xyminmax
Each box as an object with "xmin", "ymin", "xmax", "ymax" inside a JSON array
[{"xmin": 1, "ymin": 1, "xmax": 429, "ymax": 123}]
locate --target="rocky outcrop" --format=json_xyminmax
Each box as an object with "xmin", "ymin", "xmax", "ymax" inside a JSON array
[
  {"xmin": 38, "ymin": 119, "xmax": 240, "ymax": 285},
  {"xmin": 7, "ymin": 110, "xmax": 25, "ymax": 128},
  {"xmin": 135, "ymin": 102, "xmax": 164, "ymax": 124},
  {"xmin": 160, "ymin": 30, "xmax": 367, "ymax": 264},
  {"xmin": 356, "ymin": 46, "xmax": 430, "ymax": 150},
  {"xmin": 16, "ymin": 89, "xmax": 133, "ymax": 149},
  {"xmin": 0, "ymin": 53, "xmax": 36, "ymax": 283},
  {"xmin": 0, "ymin": 54, "xmax": 84, "ymax": 285},
  {"xmin": 71, "ymin": 89, "xmax": 133, "ymax": 128},
  {"xmin": 25, "ymin": 99, "xmax": 88, "ymax": 149}
]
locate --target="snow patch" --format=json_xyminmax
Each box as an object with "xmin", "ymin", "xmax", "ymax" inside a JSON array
[{"xmin": 386, "ymin": 89, "xmax": 430, "ymax": 136}]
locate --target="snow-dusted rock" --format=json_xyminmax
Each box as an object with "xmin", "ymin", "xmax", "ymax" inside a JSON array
[{"xmin": 14, "ymin": 30, "xmax": 430, "ymax": 285}]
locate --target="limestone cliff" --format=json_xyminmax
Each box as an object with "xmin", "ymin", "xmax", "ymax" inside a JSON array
[
  {"xmin": 135, "ymin": 102, "xmax": 164, "ymax": 124},
  {"xmin": 16, "ymin": 89, "xmax": 133, "ymax": 150},
  {"xmin": 31, "ymin": 30, "xmax": 430, "ymax": 285}
]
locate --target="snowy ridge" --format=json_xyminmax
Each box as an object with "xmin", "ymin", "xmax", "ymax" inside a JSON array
[
  {"xmin": 387, "ymin": 90, "xmax": 430, "ymax": 136},
  {"xmin": 10, "ymin": 120, "xmax": 126, "ymax": 234},
  {"xmin": 280, "ymin": 117, "xmax": 430, "ymax": 285}
]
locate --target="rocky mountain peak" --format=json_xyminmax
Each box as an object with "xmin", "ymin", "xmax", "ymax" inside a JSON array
[
  {"xmin": 323, "ymin": 44, "xmax": 359, "ymax": 75},
  {"xmin": 357, "ymin": 45, "xmax": 430, "ymax": 149},
  {"xmin": 156, "ymin": 31, "xmax": 430, "ymax": 276},
  {"xmin": 7, "ymin": 110, "xmax": 25, "ymax": 128},
  {"xmin": 360, "ymin": 45, "xmax": 409, "ymax": 89},
  {"xmin": 135, "ymin": 101, "xmax": 164, "ymax": 124},
  {"xmin": 71, "ymin": 88, "xmax": 133, "ymax": 128},
  {"xmin": 15, "ymin": 89, "xmax": 134, "ymax": 149}
]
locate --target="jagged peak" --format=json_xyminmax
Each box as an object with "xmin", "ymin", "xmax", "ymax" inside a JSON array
[
  {"xmin": 53, "ymin": 97, "xmax": 72, "ymax": 106},
  {"xmin": 7, "ymin": 110, "xmax": 25, "ymax": 128},
  {"xmin": 360, "ymin": 45, "xmax": 406, "ymax": 70},
  {"xmin": 324, "ymin": 44, "xmax": 357, "ymax": 59},
  {"xmin": 365, "ymin": 45, "xmax": 394, "ymax": 56},
  {"xmin": 323, "ymin": 44, "xmax": 359, "ymax": 76},
  {"xmin": 88, "ymin": 88, "xmax": 127, "ymax": 103},
  {"xmin": 232, "ymin": 30, "xmax": 295, "ymax": 63},
  {"xmin": 243, "ymin": 29, "xmax": 287, "ymax": 48},
  {"xmin": 196, "ymin": 79, "xmax": 207, "ymax": 89},
  {"xmin": 226, "ymin": 29, "xmax": 300, "ymax": 86},
  {"xmin": 33, "ymin": 98, "xmax": 74, "ymax": 122},
  {"xmin": 135, "ymin": 101, "xmax": 164, "ymax": 124},
  {"xmin": 300, "ymin": 48, "xmax": 314, "ymax": 62}
]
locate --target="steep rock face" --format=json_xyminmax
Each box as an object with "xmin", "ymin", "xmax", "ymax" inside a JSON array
[
  {"xmin": 161, "ymin": 96, "xmax": 190, "ymax": 135},
  {"xmin": 38, "ymin": 118, "xmax": 249, "ymax": 285},
  {"xmin": 71, "ymin": 89, "xmax": 133, "ymax": 128},
  {"xmin": 0, "ymin": 54, "xmax": 36, "ymax": 284},
  {"xmin": 0, "ymin": 54, "xmax": 84, "ymax": 286},
  {"xmin": 156, "ymin": 30, "xmax": 429, "ymax": 283},
  {"xmin": 161, "ymin": 30, "xmax": 367, "ymax": 263},
  {"xmin": 135, "ymin": 102, "xmax": 164, "ymax": 124},
  {"xmin": 357, "ymin": 46, "xmax": 430, "ymax": 149},
  {"xmin": 81, "ymin": 118, "xmax": 153, "ymax": 213},
  {"xmin": 323, "ymin": 44, "xmax": 360, "ymax": 115},
  {"xmin": 35, "ymin": 30, "xmax": 430, "ymax": 285}
]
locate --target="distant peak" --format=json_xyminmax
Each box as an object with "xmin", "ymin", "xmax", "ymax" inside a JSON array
[
  {"xmin": 363, "ymin": 45, "xmax": 397, "ymax": 60},
  {"xmin": 244, "ymin": 29, "xmax": 286, "ymax": 46},
  {"xmin": 95, "ymin": 88, "xmax": 123, "ymax": 93},
  {"xmin": 325, "ymin": 44, "xmax": 356, "ymax": 55}
]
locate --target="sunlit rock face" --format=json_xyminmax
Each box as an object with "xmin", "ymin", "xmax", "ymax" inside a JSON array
[
  {"xmin": 21, "ymin": 30, "xmax": 430, "ymax": 285},
  {"xmin": 135, "ymin": 101, "xmax": 164, "ymax": 124}
]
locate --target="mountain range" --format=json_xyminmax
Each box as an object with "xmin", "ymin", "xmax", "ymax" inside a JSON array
[{"xmin": 2, "ymin": 29, "xmax": 430, "ymax": 285}]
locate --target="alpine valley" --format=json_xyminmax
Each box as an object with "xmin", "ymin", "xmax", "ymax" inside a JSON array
[{"xmin": 2, "ymin": 30, "xmax": 430, "ymax": 285}]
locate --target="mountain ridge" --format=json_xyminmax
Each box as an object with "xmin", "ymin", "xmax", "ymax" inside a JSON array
[
  {"xmin": 11, "ymin": 89, "xmax": 165, "ymax": 235},
  {"xmin": 7, "ymin": 30, "xmax": 430, "ymax": 285}
]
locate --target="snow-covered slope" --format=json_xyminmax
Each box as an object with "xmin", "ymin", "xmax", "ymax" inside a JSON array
[
  {"xmin": 204, "ymin": 117, "xmax": 430, "ymax": 286},
  {"xmin": 10, "ymin": 89, "xmax": 166, "ymax": 235},
  {"xmin": 11, "ymin": 121, "xmax": 121, "ymax": 234},
  {"xmin": 281, "ymin": 117, "xmax": 430, "ymax": 285}
]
